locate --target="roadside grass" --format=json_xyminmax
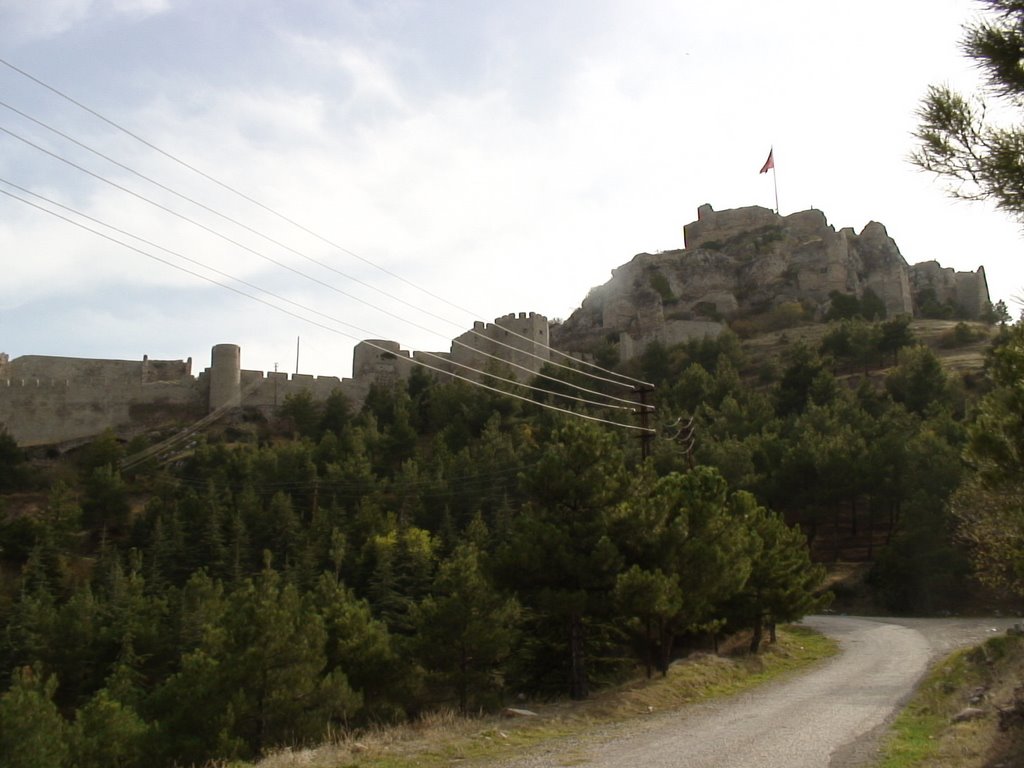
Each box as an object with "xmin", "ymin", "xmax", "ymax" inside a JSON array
[
  {"xmin": 247, "ymin": 624, "xmax": 836, "ymax": 768},
  {"xmin": 878, "ymin": 634, "xmax": 1024, "ymax": 768}
]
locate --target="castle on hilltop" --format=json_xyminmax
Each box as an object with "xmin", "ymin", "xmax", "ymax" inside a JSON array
[
  {"xmin": 0, "ymin": 312, "xmax": 551, "ymax": 448},
  {"xmin": 2, "ymin": 204, "xmax": 993, "ymax": 448},
  {"xmin": 552, "ymin": 204, "xmax": 990, "ymax": 358}
]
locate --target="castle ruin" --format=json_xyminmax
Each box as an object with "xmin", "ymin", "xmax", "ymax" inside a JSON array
[
  {"xmin": 0, "ymin": 312, "xmax": 552, "ymax": 448},
  {"xmin": 552, "ymin": 204, "xmax": 990, "ymax": 359},
  {"xmin": 2, "ymin": 204, "xmax": 993, "ymax": 447}
]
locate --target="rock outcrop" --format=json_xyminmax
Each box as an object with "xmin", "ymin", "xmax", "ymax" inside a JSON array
[{"xmin": 552, "ymin": 204, "xmax": 989, "ymax": 361}]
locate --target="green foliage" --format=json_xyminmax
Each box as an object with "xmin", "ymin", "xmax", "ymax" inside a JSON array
[
  {"xmin": 0, "ymin": 428, "xmax": 27, "ymax": 492},
  {"xmin": 613, "ymin": 467, "xmax": 757, "ymax": 673},
  {"xmin": 775, "ymin": 343, "xmax": 836, "ymax": 416},
  {"xmin": 982, "ymin": 299, "xmax": 1012, "ymax": 325},
  {"xmin": 81, "ymin": 465, "xmax": 131, "ymax": 533},
  {"xmin": 412, "ymin": 544, "xmax": 521, "ymax": 711},
  {"xmin": 613, "ymin": 565, "xmax": 682, "ymax": 678},
  {"xmin": 860, "ymin": 289, "xmax": 887, "ymax": 321},
  {"xmin": 913, "ymin": 0, "xmax": 1024, "ymax": 222},
  {"xmin": 496, "ymin": 422, "xmax": 628, "ymax": 699},
  {"xmin": 953, "ymin": 324, "xmax": 1024, "ymax": 596},
  {"xmin": 825, "ymin": 291, "xmax": 864, "ymax": 321},
  {"xmin": 309, "ymin": 573, "xmax": 400, "ymax": 719},
  {"xmin": 0, "ymin": 667, "xmax": 68, "ymax": 768},
  {"xmin": 0, "ymin": 319, "xmax": 995, "ymax": 766},
  {"xmin": 915, "ymin": 287, "xmax": 965, "ymax": 320},
  {"xmin": 939, "ymin": 321, "xmax": 987, "ymax": 348},
  {"xmin": 728, "ymin": 498, "xmax": 829, "ymax": 651},
  {"xmin": 77, "ymin": 430, "xmax": 124, "ymax": 474},
  {"xmin": 278, "ymin": 389, "xmax": 321, "ymax": 439},
  {"xmin": 871, "ymin": 428, "xmax": 970, "ymax": 613},
  {"xmin": 885, "ymin": 346, "xmax": 955, "ymax": 416},
  {"xmin": 825, "ymin": 289, "xmax": 887, "ymax": 322},
  {"xmin": 69, "ymin": 689, "xmax": 149, "ymax": 768},
  {"xmin": 647, "ymin": 270, "xmax": 674, "ymax": 302},
  {"xmin": 820, "ymin": 318, "xmax": 882, "ymax": 373},
  {"xmin": 878, "ymin": 315, "xmax": 916, "ymax": 365}
]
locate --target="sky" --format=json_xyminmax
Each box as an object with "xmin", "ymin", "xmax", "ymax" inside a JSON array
[{"xmin": 1, "ymin": 0, "xmax": 1020, "ymax": 379}]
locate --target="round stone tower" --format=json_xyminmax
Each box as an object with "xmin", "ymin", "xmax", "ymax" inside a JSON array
[{"xmin": 209, "ymin": 343, "xmax": 241, "ymax": 412}]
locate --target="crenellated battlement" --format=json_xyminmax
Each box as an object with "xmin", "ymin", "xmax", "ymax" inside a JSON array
[
  {"xmin": 0, "ymin": 312, "xmax": 550, "ymax": 447},
  {"xmin": 2, "ymin": 378, "xmax": 71, "ymax": 389}
]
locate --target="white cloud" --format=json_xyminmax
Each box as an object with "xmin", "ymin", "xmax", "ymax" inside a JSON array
[
  {"xmin": 0, "ymin": 0, "xmax": 170, "ymax": 41},
  {"xmin": 2, "ymin": 0, "xmax": 1021, "ymax": 379}
]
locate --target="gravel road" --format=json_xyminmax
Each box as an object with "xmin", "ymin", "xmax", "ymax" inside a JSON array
[{"xmin": 485, "ymin": 615, "xmax": 1019, "ymax": 768}]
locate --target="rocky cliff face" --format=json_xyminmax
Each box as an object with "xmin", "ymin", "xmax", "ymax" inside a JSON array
[{"xmin": 552, "ymin": 204, "xmax": 989, "ymax": 361}]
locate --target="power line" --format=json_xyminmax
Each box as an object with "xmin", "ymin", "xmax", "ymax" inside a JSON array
[
  {"xmin": 0, "ymin": 178, "xmax": 635, "ymax": 414},
  {"xmin": 168, "ymin": 462, "xmax": 536, "ymax": 495},
  {"xmin": 0, "ymin": 183, "xmax": 654, "ymax": 434},
  {"xmin": 0, "ymin": 99, "xmax": 638, "ymax": 395},
  {"xmin": 0, "ymin": 56, "xmax": 652, "ymax": 390},
  {"xmin": 0, "ymin": 119, "xmax": 639, "ymax": 407}
]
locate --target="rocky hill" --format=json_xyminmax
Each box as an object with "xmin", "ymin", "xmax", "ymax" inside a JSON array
[{"xmin": 552, "ymin": 204, "xmax": 990, "ymax": 362}]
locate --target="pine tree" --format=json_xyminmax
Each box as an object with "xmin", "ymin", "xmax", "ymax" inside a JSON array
[
  {"xmin": 729, "ymin": 497, "xmax": 828, "ymax": 652},
  {"xmin": 68, "ymin": 688, "xmax": 149, "ymax": 768},
  {"xmin": 913, "ymin": 1, "xmax": 1024, "ymax": 223},
  {"xmin": 0, "ymin": 667, "xmax": 69, "ymax": 768},
  {"xmin": 212, "ymin": 562, "xmax": 360, "ymax": 755},
  {"xmin": 310, "ymin": 572, "xmax": 398, "ymax": 719},
  {"xmin": 613, "ymin": 565, "xmax": 682, "ymax": 678},
  {"xmin": 496, "ymin": 421, "xmax": 627, "ymax": 699},
  {"xmin": 411, "ymin": 543, "xmax": 521, "ymax": 711}
]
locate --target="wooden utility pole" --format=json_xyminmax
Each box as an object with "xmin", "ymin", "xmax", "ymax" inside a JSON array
[{"xmin": 634, "ymin": 385, "xmax": 656, "ymax": 460}]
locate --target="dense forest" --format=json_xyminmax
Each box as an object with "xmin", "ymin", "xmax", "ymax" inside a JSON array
[{"xmin": 0, "ymin": 310, "xmax": 1012, "ymax": 767}]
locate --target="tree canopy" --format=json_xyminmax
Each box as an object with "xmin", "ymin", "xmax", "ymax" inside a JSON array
[{"xmin": 912, "ymin": 0, "xmax": 1024, "ymax": 222}]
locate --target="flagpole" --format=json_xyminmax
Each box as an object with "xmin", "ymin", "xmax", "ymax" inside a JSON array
[
  {"xmin": 772, "ymin": 165, "xmax": 779, "ymax": 214},
  {"xmin": 759, "ymin": 147, "xmax": 779, "ymax": 213}
]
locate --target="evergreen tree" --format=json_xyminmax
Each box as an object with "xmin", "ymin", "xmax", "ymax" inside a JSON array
[
  {"xmin": 496, "ymin": 421, "xmax": 627, "ymax": 699},
  {"xmin": 613, "ymin": 565, "xmax": 682, "ymax": 678},
  {"xmin": 0, "ymin": 428, "xmax": 28, "ymax": 492},
  {"xmin": 727, "ymin": 497, "xmax": 828, "ymax": 652},
  {"xmin": 364, "ymin": 522, "xmax": 436, "ymax": 636},
  {"xmin": 885, "ymin": 346, "xmax": 955, "ymax": 416},
  {"xmin": 913, "ymin": 0, "xmax": 1024, "ymax": 223},
  {"xmin": 278, "ymin": 390, "xmax": 321, "ymax": 439},
  {"xmin": 215, "ymin": 563, "xmax": 359, "ymax": 754},
  {"xmin": 952, "ymin": 324, "xmax": 1024, "ymax": 595},
  {"xmin": 0, "ymin": 667, "xmax": 69, "ymax": 768},
  {"xmin": 411, "ymin": 543, "xmax": 521, "ymax": 711},
  {"xmin": 614, "ymin": 467, "xmax": 756, "ymax": 672},
  {"xmin": 81, "ymin": 465, "xmax": 131, "ymax": 534},
  {"xmin": 68, "ymin": 689, "xmax": 149, "ymax": 768},
  {"xmin": 309, "ymin": 573, "xmax": 400, "ymax": 719}
]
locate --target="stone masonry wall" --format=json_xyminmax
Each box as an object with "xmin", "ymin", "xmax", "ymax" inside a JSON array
[
  {"xmin": 0, "ymin": 313, "xmax": 549, "ymax": 447},
  {"xmin": 0, "ymin": 354, "xmax": 200, "ymax": 447}
]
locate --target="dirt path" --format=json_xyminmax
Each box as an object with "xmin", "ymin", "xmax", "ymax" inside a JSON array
[{"xmin": 483, "ymin": 616, "xmax": 1017, "ymax": 768}]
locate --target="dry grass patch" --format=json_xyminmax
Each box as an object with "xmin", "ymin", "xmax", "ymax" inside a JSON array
[{"xmin": 244, "ymin": 624, "xmax": 836, "ymax": 768}]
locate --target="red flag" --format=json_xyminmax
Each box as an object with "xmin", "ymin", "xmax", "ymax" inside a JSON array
[{"xmin": 759, "ymin": 148, "xmax": 774, "ymax": 174}]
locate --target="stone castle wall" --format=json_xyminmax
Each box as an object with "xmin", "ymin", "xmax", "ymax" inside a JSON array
[
  {"xmin": 0, "ymin": 354, "xmax": 201, "ymax": 447},
  {"xmin": 554, "ymin": 204, "xmax": 990, "ymax": 362},
  {"xmin": 0, "ymin": 312, "xmax": 551, "ymax": 447},
  {"xmin": 2, "ymin": 202, "xmax": 993, "ymax": 447},
  {"xmin": 450, "ymin": 312, "xmax": 551, "ymax": 379},
  {"xmin": 909, "ymin": 261, "xmax": 990, "ymax": 317}
]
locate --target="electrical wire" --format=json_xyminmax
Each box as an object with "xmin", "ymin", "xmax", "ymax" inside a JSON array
[
  {"xmin": 0, "ymin": 98, "xmax": 640, "ymax": 395},
  {"xmin": 167, "ymin": 462, "xmax": 536, "ymax": 495},
  {"xmin": 0, "ymin": 177, "xmax": 638, "ymax": 413},
  {"xmin": 0, "ymin": 56, "xmax": 653, "ymax": 390},
  {"xmin": 0, "ymin": 122, "xmax": 641, "ymax": 409},
  {"xmin": 0, "ymin": 184, "xmax": 655, "ymax": 433},
  {"xmin": 0, "ymin": 176, "xmax": 639, "ymax": 415}
]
